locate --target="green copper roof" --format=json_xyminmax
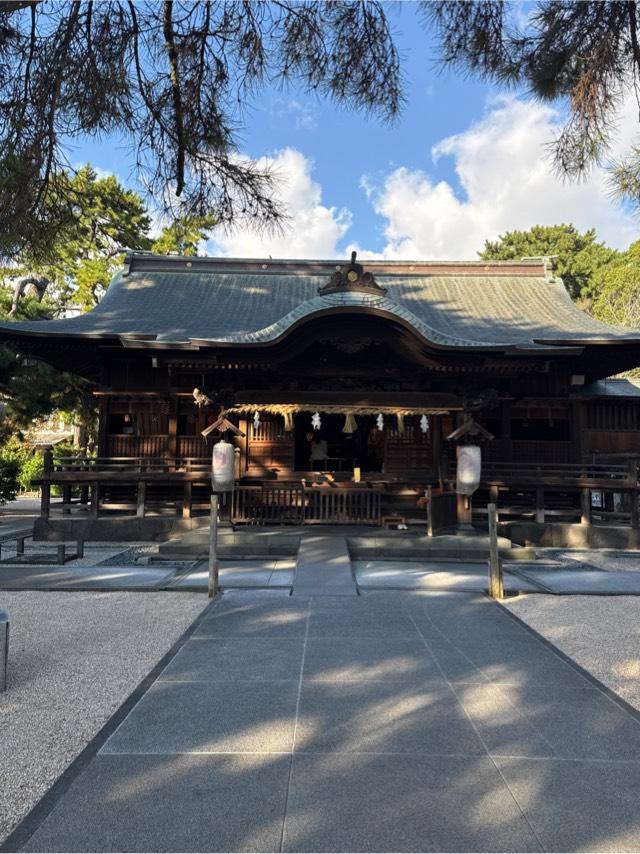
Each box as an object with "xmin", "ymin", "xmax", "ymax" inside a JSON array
[{"xmin": 1, "ymin": 254, "xmax": 639, "ymax": 352}]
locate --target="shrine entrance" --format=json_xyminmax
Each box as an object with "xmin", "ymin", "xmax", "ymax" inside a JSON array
[{"xmin": 292, "ymin": 413, "xmax": 380, "ymax": 473}]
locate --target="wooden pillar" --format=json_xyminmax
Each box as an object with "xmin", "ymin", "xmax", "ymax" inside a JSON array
[
  {"xmin": 136, "ymin": 480, "xmax": 146, "ymax": 518},
  {"xmin": 570, "ymin": 398, "xmax": 585, "ymax": 462},
  {"xmin": 40, "ymin": 449, "xmax": 53, "ymax": 519},
  {"xmin": 457, "ymin": 493, "xmax": 473, "ymax": 529},
  {"xmin": 97, "ymin": 397, "xmax": 109, "ymax": 458},
  {"xmin": 62, "ymin": 484, "xmax": 72, "ymax": 514},
  {"xmin": 182, "ymin": 480, "xmax": 193, "ymax": 519},
  {"xmin": 235, "ymin": 418, "xmax": 249, "ymax": 477},
  {"xmin": 432, "ymin": 416, "xmax": 443, "ymax": 488},
  {"xmin": 167, "ymin": 396, "xmax": 178, "ymax": 460},
  {"xmin": 580, "ymin": 487, "xmax": 591, "ymax": 525},
  {"xmin": 90, "ymin": 480, "xmax": 99, "ymax": 517},
  {"xmin": 500, "ymin": 400, "xmax": 512, "ymax": 460},
  {"xmin": 535, "ymin": 487, "xmax": 545, "ymax": 524}
]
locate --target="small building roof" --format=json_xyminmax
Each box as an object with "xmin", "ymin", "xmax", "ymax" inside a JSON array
[{"xmin": 1, "ymin": 253, "xmax": 639, "ymax": 353}]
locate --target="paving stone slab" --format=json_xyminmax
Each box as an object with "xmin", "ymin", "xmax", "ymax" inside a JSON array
[
  {"xmin": 295, "ymin": 680, "xmax": 485, "ymax": 755},
  {"xmin": 517, "ymin": 568, "xmax": 640, "ymax": 594},
  {"xmin": 160, "ymin": 637, "xmax": 304, "ymax": 682},
  {"xmin": 307, "ymin": 610, "xmax": 418, "ymax": 638},
  {"xmin": 282, "ymin": 753, "xmax": 541, "ymax": 852},
  {"xmin": 193, "ymin": 602, "xmax": 308, "ymax": 638},
  {"xmin": 425, "ymin": 635, "xmax": 591, "ymax": 687},
  {"xmin": 302, "ymin": 636, "xmax": 446, "ymax": 683},
  {"xmin": 354, "ymin": 561, "xmax": 540, "ymax": 593},
  {"xmin": 22, "ymin": 753, "xmax": 291, "ymax": 853},
  {"xmin": 460, "ymin": 683, "xmax": 640, "ymax": 760},
  {"xmin": 496, "ymin": 756, "xmax": 640, "ymax": 852},
  {"xmin": 101, "ymin": 680, "xmax": 299, "ymax": 754}
]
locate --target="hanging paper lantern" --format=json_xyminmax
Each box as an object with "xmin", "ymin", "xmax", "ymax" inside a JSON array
[
  {"xmin": 420, "ymin": 414, "xmax": 430, "ymax": 435},
  {"xmin": 311, "ymin": 412, "xmax": 322, "ymax": 430},
  {"xmin": 212, "ymin": 440, "xmax": 235, "ymax": 492},
  {"xmin": 283, "ymin": 412, "xmax": 294, "ymax": 432},
  {"xmin": 376, "ymin": 413, "xmax": 384, "ymax": 431},
  {"xmin": 342, "ymin": 413, "xmax": 358, "ymax": 434},
  {"xmin": 456, "ymin": 444, "xmax": 481, "ymax": 496},
  {"xmin": 253, "ymin": 411, "xmax": 261, "ymax": 431}
]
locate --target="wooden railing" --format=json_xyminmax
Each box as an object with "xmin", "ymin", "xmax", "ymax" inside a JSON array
[
  {"xmin": 302, "ymin": 486, "xmax": 381, "ymax": 525},
  {"xmin": 232, "ymin": 485, "xmax": 304, "ymax": 525},
  {"xmin": 481, "ymin": 459, "xmax": 637, "ymax": 488},
  {"xmin": 37, "ymin": 452, "xmax": 640, "ymax": 529}
]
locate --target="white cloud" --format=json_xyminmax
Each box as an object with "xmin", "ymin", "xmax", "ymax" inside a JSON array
[
  {"xmin": 210, "ymin": 148, "xmax": 351, "ymax": 258},
  {"xmin": 365, "ymin": 95, "xmax": 639, "ymax": 259}
]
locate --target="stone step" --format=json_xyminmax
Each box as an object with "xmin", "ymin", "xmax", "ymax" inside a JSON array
[
  {"xmin": 158, "ymin": 529, "xmax": 300, "ymax": 558},
  {"xmin": 292, "ymin": 535, "xmax": 357, "ymax": 597}
]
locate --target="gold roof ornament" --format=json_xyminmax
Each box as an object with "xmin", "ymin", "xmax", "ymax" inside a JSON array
[{"xmin": 318, "ymin": 251, "xmax": 387, "ymax": 297}]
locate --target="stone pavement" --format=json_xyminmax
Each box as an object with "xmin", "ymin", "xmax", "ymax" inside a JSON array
[{"xmin": 7, "ymin": 589, "xmax": 640, "ymax": 852}]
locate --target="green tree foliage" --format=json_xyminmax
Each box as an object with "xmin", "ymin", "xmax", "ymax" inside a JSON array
[
  {"xmin": 591, "ymin": 241, "xmax": 640, "ymax": 327},
  {"xmin": 479, "ymin": 224, "xmax": 618, "ymax": 299},
  {"xmin": 423, "ymin": 2, "xmax": 640, "ymax": 206},
  {"xmin": 0, "ymin": 285, "xmax": 92, "ymax": 443},
  {"xmin": 151, "ymin": 215, "xmax": 216, "ymax": 257},
  {"xmin": 18, "ymin": 165, "xmax": 153, "ymax": 310},
  {"xmin": 0, "ymin": 1, "xmax": 402, "ymax": 261}
]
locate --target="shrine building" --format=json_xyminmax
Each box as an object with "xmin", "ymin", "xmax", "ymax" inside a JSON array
[{"xmin": 2, "ymin": 251, "xmax": 640, "ymax": 545}]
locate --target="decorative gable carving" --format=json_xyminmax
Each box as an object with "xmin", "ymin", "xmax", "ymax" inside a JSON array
[{"xmin": 318, "ymin": 251, "xmax": 387, "ymax": 297}]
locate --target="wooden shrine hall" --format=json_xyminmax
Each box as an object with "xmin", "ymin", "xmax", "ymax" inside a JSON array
[{"xmin": 3, "ymin": 251, "xmax": 640, "ymax": 545}]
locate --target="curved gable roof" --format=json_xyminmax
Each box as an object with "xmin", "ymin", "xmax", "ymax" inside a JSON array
[{"xmin": 1, "ymin": 254, "xmax": 638, "ymax": 352}]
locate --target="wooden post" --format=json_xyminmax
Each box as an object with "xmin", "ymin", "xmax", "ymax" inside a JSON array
[
  {"xmin": 90, "ymin": 480, "xmax": 99, "ymax": 517},
  {"xmin": 489, "ymin": 485, "xmax": 499, "ymax": 519},
  {"xmin": 41, "ymin": 449, "xmax": 53, "ymax": 519},
  {"xmin": 456, "ymin": 493, "xmax": 473, "ymax": 530},
  {"xmin": 62, "ymin": 484, "xmax": 72, "ymax": 515},
  {"xmin": 487, "ymin": 503, "xmax": 504, "ymax": 599},
  {"xmin": 182, "ymin": 480, "xmax": 193, "ymax": 519},
  {"xmin": 208, "ymin": 493, "xmax": 219, "ymax": 599},
  {"xmin": 136, "ymin": 480, "xmax": 146, "ymax": 518},
  {"xmin": 426, "ymin": 486, "xmax": 434, "ymax": 537},
  {"xmin": 580, "ymin": 487, "xmax": 591, "ymax": 526},
  {"xmin": 631, "ymin": 489, "xmax": 640, "ymax": 530},
  {"xmin": 535, "ymin": 487, "xmax": 545, "ymax": 524},
  {"xmin": 167, "ymin": 396, "xmax": 178, "ymax": 460},
  {"xmin": 56, "ymin": 544, "xmax": 66, "ymax": 564}
]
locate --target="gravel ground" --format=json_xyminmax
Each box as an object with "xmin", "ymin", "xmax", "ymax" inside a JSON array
[
  {"xmin": 0, "ymin": 591, "xmax": 208, "ymax": 845},
  {"xmin": 505, "ymin": 595, "xmax": 640, "ymax": 710},
  {"xmin": 538, "ymin": 548, "xmax": 640, "ymax": 573}
]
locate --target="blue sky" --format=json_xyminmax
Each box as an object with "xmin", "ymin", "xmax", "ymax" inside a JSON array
[{"xmin": 69, "ymin": 3, "xmax": 638, "ymax": 260}]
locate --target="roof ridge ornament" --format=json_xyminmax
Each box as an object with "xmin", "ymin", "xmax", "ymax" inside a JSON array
[{"xmin": 318, "ymin": 251, "xmax": 387, "ymax": 297}]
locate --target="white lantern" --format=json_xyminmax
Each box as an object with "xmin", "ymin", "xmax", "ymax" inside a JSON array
[
  {"xmin": 211, "ymin": 440, "xmax": 235, "ymax": 492},
  {"xmin": 456, "ymin": 444, "xmax": 481, "ymax": 496},
  {"xmin": 311, "ymin": 412, "xmax": 322, "ymax": 430}
]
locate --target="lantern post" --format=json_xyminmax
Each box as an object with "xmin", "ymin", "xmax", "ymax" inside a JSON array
[{"xmin": 201, "ymin": 409, "xmax": 245, "ymax": 599}]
